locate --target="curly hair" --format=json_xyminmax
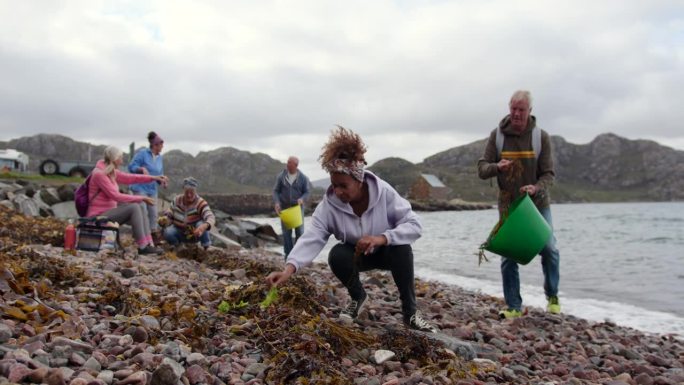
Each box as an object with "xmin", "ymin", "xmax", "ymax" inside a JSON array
[{"xmin": 318, "ymin": 125, "xmax": 367, "ymax": 168}]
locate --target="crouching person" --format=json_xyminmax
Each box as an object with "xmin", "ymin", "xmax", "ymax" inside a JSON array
[
  {"xmin": 266, "ymin": 126, "xmax": 438, "ymax": 333},
  {"xmin": 161, "ymin": 177, "xmax": 216, "ymax": 250}
]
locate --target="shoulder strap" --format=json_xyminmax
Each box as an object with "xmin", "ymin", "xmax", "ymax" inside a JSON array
[
  {"xmin": 531, "ymin": 126, "xmax": 541, "ymax": 161},
  {"xmin": 495, "ymin": 127, "xmax": 504, "ymax": 161},
  {"xmin": 496, "ymin": 126, "xmax": 542, "ymax": 160},
  {"xmin": 86, "ymin": 172, "xmax": 101, "ymax": 201}
]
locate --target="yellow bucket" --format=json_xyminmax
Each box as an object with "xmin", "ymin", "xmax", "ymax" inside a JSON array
[{"xmin": 279, "ymin": 205, "xmax": 303, "ymax": 230}]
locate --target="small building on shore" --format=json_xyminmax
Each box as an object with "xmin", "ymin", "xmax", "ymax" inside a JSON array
[
  {"xmin": 0, "ymin": 149, "xmax": 29, "ymax": 173},
  {"xmin": 408, "ymin": 173, "xmax": 449, "ymax": 200}
]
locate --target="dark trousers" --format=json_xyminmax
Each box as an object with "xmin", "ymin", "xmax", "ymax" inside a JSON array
[{"xmin": 328, "ymin": 243, "xmax": 417, "ymax": 320}]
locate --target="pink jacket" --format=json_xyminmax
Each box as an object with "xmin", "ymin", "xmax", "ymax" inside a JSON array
[{"xmin": 86, "ymin": 160, "xmax": 157, "ymax": 217}]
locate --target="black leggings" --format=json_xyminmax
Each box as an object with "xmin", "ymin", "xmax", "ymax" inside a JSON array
[{"xmin": 328, "ymin": 243, "xmax": 416, "ymax": 319}]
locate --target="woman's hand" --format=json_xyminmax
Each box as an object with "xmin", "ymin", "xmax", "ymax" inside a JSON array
[
  {"xmin": 265, "ymin": 264, "xmax": 296, "ymax": 287},
  {"xmin": 142, "ymin": 196, "xmax": 156, "ymax": 205},
  {"xmin": 355, "ymin": 235, "xmax": 387, "ymax": 256},
  {"xmin": 156, "ymin": 175, "xmax": 169, "ymax": 187}
]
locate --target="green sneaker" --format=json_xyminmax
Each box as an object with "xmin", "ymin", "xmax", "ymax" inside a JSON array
[
  {"xmin": 547, "ymin": 296, "xmax": 561, "ymax": 314},
  {"xmin": 498, "ymin": 308, "xmax": 523, "ymax": 319}
]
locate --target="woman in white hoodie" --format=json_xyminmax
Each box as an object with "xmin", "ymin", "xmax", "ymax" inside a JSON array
[{"xmin": 266, "ymin": 126, "xmax": 437, "ymax": 333}]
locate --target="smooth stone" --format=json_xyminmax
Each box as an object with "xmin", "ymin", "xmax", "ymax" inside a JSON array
[
  {"xmin": 373, "ymin": 350, "xmax": 396, "ymax": 364},
  {"xmin": 186, "ymin": 352, "xmax": 207, "ymax": 366},
  {"xmin": 0, "ymin": 324, "xmax": 12, "ymax": 343},
  {"xmin": 7, "ymin": 363, "xmax": 32, "ymax": 382},
  {"xmin": 97, "ymin": 370, "xmax": 114, "ymax": 385},
  {"xmin": 150, "ymin": 365, "xmax": 179, "ymax": 385},
  {"xmin": 83, "ymin": 357, "xmax": 101, "ymax": 372},
  {"xmin": 185, "ymin": 364, "xmax": 209, "ymax": 385}
]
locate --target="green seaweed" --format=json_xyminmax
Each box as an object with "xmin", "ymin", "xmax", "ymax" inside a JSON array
[
  {"xmin": 260, "ymin": 286, "xmax": 278, "ymax": 309},
  {"xmin": 218, "ymin": 300, "xmax": 248, "ymax": 313}
]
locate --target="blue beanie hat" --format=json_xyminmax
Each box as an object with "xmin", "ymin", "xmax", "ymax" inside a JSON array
[{"xmin": 183, "ymin": 177, "xmax": 199, "ymax": 189}]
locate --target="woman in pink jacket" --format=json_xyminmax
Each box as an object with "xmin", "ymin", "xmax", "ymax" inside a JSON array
[{"xmin": 87, "ymin": 146, "xmax": 168, "ymax": 255}]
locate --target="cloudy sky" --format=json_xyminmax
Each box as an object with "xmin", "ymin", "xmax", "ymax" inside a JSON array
[{"xmin": 1, "ymin": 1, "xmax": 682, "ymax": 179}]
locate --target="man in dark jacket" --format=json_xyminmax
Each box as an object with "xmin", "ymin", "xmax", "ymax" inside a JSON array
[
  {"xmin": 273, "ymin": 156, "xmax": 310, "ymax": 258},
  {"xmin": 477, "ymin": 90, "xmax": 561, "ymax": 319}
]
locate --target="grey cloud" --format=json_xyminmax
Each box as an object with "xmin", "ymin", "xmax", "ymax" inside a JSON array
[{"xmin": 0, "ymin": 1, "xmax": 682, "ymax": 161}]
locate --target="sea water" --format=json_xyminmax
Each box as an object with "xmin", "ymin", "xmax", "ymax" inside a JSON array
[{"xmin": 246, "ymin": 202, "xmax": 684, "ymax": 337}]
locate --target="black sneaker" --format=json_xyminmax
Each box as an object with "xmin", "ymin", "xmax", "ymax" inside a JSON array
[
  {"xmin": 340, "ymin": 294, "xmax": 367, "ymax": 320},
  {"xmin": 406, "ymin": 312, "xmax": 438, "ymax": 333},
  {"xmin": 138, "ymin": 245, "xmax": 164, "ymax": 255}
]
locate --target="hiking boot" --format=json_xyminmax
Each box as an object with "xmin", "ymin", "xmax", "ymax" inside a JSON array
[
  {"xmin": 405, "ymin": 312, "xmax": 438, "ymax": 333},
  {"xmin": 138, "ymin": 245, "xmax": 164, "ymax": 255},
  {"xmin": 340, "ymin": 294, "xmax": 367, "ymax": 320},
  {"xmin": 547, "ymin": 296, "xmax": 561, "ymax": 314},
  {"xmin": 498, "ymin": 308, "xmax": 523, "ymax": 319}
]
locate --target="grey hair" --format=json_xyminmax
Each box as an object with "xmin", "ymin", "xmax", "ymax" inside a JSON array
[
  {"xmin": 509, "ymin": 90, "xmax": 533, "ymax": 110},
  {"xmin": 103, "ymin": 146, "xmax": 123, "ymax": 176},
  {"xmin": 287, "ymin": 156, "xmax": 299, "ymax": 164}
]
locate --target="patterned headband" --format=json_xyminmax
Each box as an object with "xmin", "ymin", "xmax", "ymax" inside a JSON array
[{"xmin": 324, "ymin": 158, "xmax": 365, "ymax": 182}]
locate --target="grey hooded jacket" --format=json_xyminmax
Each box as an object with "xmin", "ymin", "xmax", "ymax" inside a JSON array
[{"xmin": 285, "ymin": 171, "xmax": 422, "ymax": 272}]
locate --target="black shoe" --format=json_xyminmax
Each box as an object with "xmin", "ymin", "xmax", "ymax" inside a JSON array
[
  {"xmin": 405, "ymin": 312, "xmax": 438, "ymax": 333},
  {"xmin": 138, "ymin": 245, "xmax": 164, "ymax": 255},
  {"xmin": 340, "ymin": 294, "xmax": 367, "ymax": 320}
]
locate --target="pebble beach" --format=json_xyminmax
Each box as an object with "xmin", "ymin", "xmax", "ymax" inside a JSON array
[{"xmin": 1, "ymin": 206, "xmax": 683, "ymax": 385}]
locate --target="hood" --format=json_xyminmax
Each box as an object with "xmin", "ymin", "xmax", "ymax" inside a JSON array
[
  {"xmin": 325, "ymin": 171, "xmax": 382, "ymax": 215},
  {"xmin": 95, "ymin": 159, "xmax": 106, "ymax": 169},
  {"xmin": 498, "ymin": 114, "xmax": 537, "ymax": 136}
]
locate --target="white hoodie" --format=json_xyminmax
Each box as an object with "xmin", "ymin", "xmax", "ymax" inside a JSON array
[{"xmin": 286, "ymin": 171, "xmax": 422, "ymax": 272}]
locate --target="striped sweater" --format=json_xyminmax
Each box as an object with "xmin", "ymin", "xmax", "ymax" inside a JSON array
[{"xmin": 166, "ymin": 194, "xmax": 216, "ymax": 230}]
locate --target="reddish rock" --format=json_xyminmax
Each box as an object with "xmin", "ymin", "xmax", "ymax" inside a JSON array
[
  {"xmin": 45, "ymin": 369, "xmax": 67, "ymax": 385},
  {"xmin": 131, "ymin": 326, "xmax": 148, "ymax": 343},
  {"xmin": 634, "ymin": 372, "xmax": 654, "ymax": 385},
  {"xmin": 7, "ymin": 363, "xmax": 32, "ymax": 383},
  {"xmin": 28, "ymin": 366, "xmax": 49, "ymax": 383},
  {"xmin": 117, "ymin": 371, "xmax": 148, "ymax": 385},
  {"xmin": 185, "ymin": 364, "xmax": 210, "ymax": 385}
]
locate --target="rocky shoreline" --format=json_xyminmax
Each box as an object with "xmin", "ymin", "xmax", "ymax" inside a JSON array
[{"xmin": 1, "ymin": 205, "xmax": 683, "ymax": 384}]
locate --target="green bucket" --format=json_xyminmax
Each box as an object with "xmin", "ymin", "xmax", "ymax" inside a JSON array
[{"xmin": 483, "ymin": 194, "xmax": 552, "ymax": 265}]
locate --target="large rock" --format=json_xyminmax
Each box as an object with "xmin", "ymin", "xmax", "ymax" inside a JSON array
[
  {"xmin": 51, "ymin": 201, "xmax": 78, "ymax": 219},
  {"xmin": 217, "ymin": 219, "xmax": 275, "ymax": 249},
  {"xmin": 0, "ymin": 181, "xmax": 22, "ymax": 195},
  {"xmin": 32, "ymin": 192, "xmax": 55, "ymax": 217},
  {"xmin": 15, "ymin": 184, "xmax": 37, "ymax": 198},
  {"xmin": 12, "ymin": 193, "xmax": 39, "ymax": 216},
  {"xmin": 39, "ymin": 188, "xmax": 62, "ymax": 205},
  {"xmin": 57, "ymin": 184, "xmax": 77, "ymax": 202},
  {"xmin": 251, "ymin": 224, "xmax": 279, "ymax": 242},
  {"xmin": 418, "ymin": 331, "xmax": 477, "ymax": 361}
]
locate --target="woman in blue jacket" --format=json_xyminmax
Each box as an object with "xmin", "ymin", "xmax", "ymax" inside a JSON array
[
  {"xmin": 266, "ymin": 126, "xmax": 437, "ymax": 333},
  {"xmin": 128, "ymin": 131, "xmax": 168, "ymax": 237}
]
